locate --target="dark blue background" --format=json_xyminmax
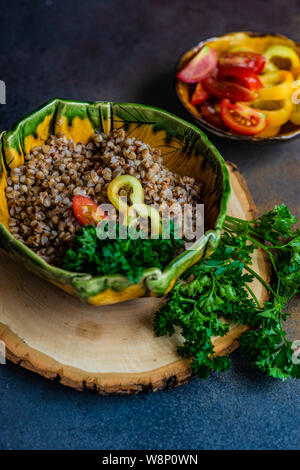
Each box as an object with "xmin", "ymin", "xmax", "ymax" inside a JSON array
[{"xmin": 0, "ymin": 0, "xmax": 299, "ymax": 450}]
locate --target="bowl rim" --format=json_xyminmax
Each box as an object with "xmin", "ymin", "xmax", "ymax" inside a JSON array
[
  {"xmin": 175, "ymin": 31, "xmax": 300, "ymax": 143},
  {"xmin": 0, "ymin": 98, "xmax": 231, "ymax": 301}
]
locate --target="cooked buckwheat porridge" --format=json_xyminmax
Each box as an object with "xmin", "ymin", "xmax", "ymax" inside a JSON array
[{"xmin": 5, "ymin": 128, "xmax": 201, "ymax": 265}]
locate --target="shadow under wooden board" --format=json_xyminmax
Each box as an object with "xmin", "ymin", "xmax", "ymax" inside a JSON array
[{"xmin": 0, "ymin": 162, "xmax": 271, "ymax": 394}]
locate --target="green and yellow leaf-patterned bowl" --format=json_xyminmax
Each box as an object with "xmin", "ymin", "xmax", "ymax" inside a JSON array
[{"xmin": 0, "ymin": 99, "xmax": 230, "ymax": 305}]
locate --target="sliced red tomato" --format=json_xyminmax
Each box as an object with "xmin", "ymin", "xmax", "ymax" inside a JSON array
[
  {"xmin": 176, "ymin": 45, "xmax": 217, "ymax": 83},
  {"xmin": 218, "ymin": 66, "xmax": 262, "ymax": 91},
  {"xmin": 220, "ymin": 99, "xmax": 267, "ymax": 135},
  {"xmin": 72, "ymin": 196, "xmax": 106, "ymax": 226},
  {"xmin": 202, "ymin": 76, "xmax": 256, "ymax": 102},
  {"xmin": 219, "ymin": 51, "xmax": 266, "ymax": 74},
  {"xmin": 190, "ymin": 82, "xmax": 210, "ymax": 105},
  {"xmin": 200, "ymin": 101, "xmax": 226, "ymax": 129}
]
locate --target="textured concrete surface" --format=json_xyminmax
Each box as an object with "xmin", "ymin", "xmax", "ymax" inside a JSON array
[{"xmin": 0, "ymin": 0, "xmax": 299, "ymax": 450}]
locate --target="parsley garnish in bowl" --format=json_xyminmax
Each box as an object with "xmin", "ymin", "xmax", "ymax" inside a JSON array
[{"xmin": 62, "ymin": 220, "xmax": 184, "ymax": 283}]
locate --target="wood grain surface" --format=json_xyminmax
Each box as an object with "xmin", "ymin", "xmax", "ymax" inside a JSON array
[{"xmin": 0, "ymin": 162, "xmax": 271, "ymax": 394}]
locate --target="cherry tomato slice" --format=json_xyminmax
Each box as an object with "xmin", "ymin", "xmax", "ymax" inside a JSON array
[
  {"xmin": 190, "ymin": 82, "xmax": 210, "ymax": 105},
  {"xmin": 200, "ymin": 101, "xmax": 227, "ymax": 129},
  {"xmin": 220, "ymin": 99, "xmax": 267, "ymax": 135},
  {"xmin": 218, "ymin": 66, "xmax": 263, "ymax": 91},
  {"xmin": 219, "ymin": 52, "xmax": 266, "ymax": 74},
  {"xmin": 202, "ymin": 76, "xmax": 256, "ymax": 102},
  {"xmin": 176, "ymin": 45, "xmax": 218, "ymax": 83},
  {"xmin": 72, "ymin": 196, "xmax": 106, "ymax": 226}
]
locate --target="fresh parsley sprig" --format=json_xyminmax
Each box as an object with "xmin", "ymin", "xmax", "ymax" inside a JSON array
[{"xmin": 154, "ymin": 204, "xmax": 300, "ymax": 380}]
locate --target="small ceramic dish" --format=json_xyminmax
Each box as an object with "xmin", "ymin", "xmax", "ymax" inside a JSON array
[
  {"xmin": 175, "ymin": 31, "xmax": 300, "ymax": 142},
  {"xmin": 0, "ymin": 99, "xmax": 230, "ymax": 305}
]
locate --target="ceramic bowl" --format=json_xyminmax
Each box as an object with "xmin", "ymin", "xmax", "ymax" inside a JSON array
[{"xmin": 0, "ymin": 99, "xmax": 230, "ymax": 305}]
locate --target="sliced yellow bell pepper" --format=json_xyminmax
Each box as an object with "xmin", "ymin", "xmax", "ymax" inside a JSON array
[
  {"xmin": 227, "ymin": 45, "xmax": 255, "ymax": 53},
  {"xmin": 263, "ymin": 45, "xmax": 300, "ymax": 75},
  {"xmin": 290, "ymin": 109, "xmax": 300, "ymax": 125},
  {"xmin": 251, "ymin": 98, "xmax": 293, "ymax": 127},
  {"xmin": 256, "ymin": 125, "xmax": 281, "ymax": 138},
  {"xmin": 290, "ymin": 75, "xmax": 300, "ymax": 125},
  {"xmin": 259, "ymin": 71, "xmax": 293, "ymax": 101}
]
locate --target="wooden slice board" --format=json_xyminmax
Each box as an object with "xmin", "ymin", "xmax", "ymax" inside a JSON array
[{"xmin": 0, "ymin": 162, "xmax": 271, "ymax": 394}]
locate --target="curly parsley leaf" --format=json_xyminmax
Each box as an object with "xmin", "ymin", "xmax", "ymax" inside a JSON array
[
  {"xmin": 62, "ymin": 221, "xmax": 184, "ymax": 283},
  {"xmin": 154, "ymin": 204, "xmax": 300, "ymax": 381}
]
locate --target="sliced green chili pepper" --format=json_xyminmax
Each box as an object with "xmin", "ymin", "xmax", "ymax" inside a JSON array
[
  {"xmin": 128, "ymin": 203, "xmax": 161, "ymax": 237},
  {"xmin": 107, "ymin": 175, "xmax": 161, "ymax": 235},
  {"xmin": 107, "ymin": 174, "xmax": 144, "ymax": 218}
]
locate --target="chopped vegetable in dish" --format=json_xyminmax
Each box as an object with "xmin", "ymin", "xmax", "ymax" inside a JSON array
[
  {"xmin": 219, "ymin": 51, "xmax": 266, "ymax": 74},
  {"xmin": 218, "ymin": 66, "xmax": 263, "ymax": 91},
  {"xmin": 263, "ymin": 45, "xmax": 300, "ymax": 73},
  {"xmin": 202, "ymin": 75, "xmax": 256, "ymax": 102},
  {"xmin": 220, "ymin": 99, "xmax": 267, "ymax": 135},
  {"xmin": 176, "ymin": 45, "xmax": 217, "ymax": 83},
  {"xmin": 190, "ymin": 82, "xmax": 210, "ymax": 105},
  {"xmin": 177, "ymin": 41, "xmax": 300, "ymax": 136},
  {"xmin": 73, "ymin": 195, "xmax": 107, "ymax": 226}
]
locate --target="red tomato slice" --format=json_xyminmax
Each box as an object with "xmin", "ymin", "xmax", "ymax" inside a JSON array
[
  {"xmin": 177, "ymin": 45, "xmax": 218, "ymax": 83},
  {"xmin": 219, "ymin": 52, "xmax": 266, "ymax": 74},
  {"xmin": 190, "ymin": 82, "xmax": 210, "ymax": 105},
  {"xmin": 202, "ymin": 76, "xmax": 256, "ymax": 102},
  {"xmin": 200, "ymin": 101, "xmax": 227, "ymax": 129},
  {"xmin": 220, "ymin": 99, "xmax": 267, "ymax": 135},
  {"xmin": 218, "ymin": 66, "xmax": 263, "ymax": 91},
  {"xmin": 72, "ymin": 196, "xmax": 106, "ymax": 226}
]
